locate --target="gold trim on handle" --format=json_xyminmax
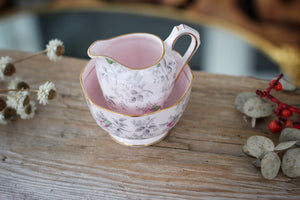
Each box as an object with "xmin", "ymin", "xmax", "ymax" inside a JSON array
[{"xmin": 172, "ymin": 32, "xmax": 199, "ymax": 83}]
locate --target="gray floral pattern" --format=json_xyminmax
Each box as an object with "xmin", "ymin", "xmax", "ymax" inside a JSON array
[
  {"xmin": 82, "ymin": 50, "xmax": 194, "ymax": 145},
  {"xmin": 89, "ymin": 86, "xmax": 191, "ymax": 140},
  {"xmin": 95, "ymin": 51, "xmax": 179, "ymax": 115},
  {"xmin": 132, "ymin": 117, "xmax": 159, "ymax": 139}
]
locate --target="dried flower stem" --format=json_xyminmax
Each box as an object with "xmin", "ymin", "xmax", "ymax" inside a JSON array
[
  {"xmin": 0, "ymin": 88, "xmax": 38, "ymax": 93},
  {"xmin": 0, "ymin": 93, "xmax": 10, "ymax": 97},
  {"xmin": 12, "ymin": 49, "xmax": 47, "ymax": 64}
]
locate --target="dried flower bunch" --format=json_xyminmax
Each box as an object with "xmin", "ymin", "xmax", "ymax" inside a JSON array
[
  {"xmin": 243, "ymin": 129, "xmax": 300, "ymax": 179},
  {"xmin": 0, "ymin": 39, "xmax": 64, "ymax": 124}
]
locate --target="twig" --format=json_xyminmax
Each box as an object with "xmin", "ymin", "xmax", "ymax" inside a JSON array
[
  {"xmin": 12, "ymin": 49, "xmax": 47, "ymax": 64},
  {"xmin": 0, "ymin": 89, "xmax": 38, "ymax": 93}
]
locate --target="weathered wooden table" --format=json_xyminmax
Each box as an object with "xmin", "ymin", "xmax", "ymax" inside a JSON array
[{"xmin": 0, "ymin": 50, "xmax": 299, "ymax": 199}]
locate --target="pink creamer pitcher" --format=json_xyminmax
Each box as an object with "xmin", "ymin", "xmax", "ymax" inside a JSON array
[{"xmin": 88, "ymin": 24, "xmax": 200, "ymax": 115}]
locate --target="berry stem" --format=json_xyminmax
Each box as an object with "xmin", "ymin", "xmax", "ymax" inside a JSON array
[
  {"xmin": 256, "ymin": 73, "xmax": 300, "ymax": 115},
  {"xmin": 266, "ymin": 73, "xmax": 283, "ymax": 94},
  {"xmin": 256, "ymin": 73, "xmax": 300, "ymax": 129}
]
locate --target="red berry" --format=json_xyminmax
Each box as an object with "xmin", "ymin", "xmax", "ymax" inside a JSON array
[
  {"xmin": 285, "ymin": 119, "xmax": 294, "ymax": 128},
  {"xmin": 275, "ymin": 83, "xmax": 282, "ymax": 91},
  {"xmin": 269, "ymin": 121, "xmax": 282, "ymax": 133},
  {"xmin": 270, "ymin": 80, "xmax": 276, "ymax": 86},
  {"xmin": 293, "ymin": 123, "xmax": 300, "ymax": 130},
  {"xmin": 282, "ymin": 110, "xmax": 292, "ymax": 118},
  {"xmin": 270, "ymin": 80, "xmax": 282, "ymax": 91}
]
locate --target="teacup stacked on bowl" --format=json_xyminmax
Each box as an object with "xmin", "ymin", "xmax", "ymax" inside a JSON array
[{"xmin": 80, "ymin": 24, "xmax": 200, "ymax": 146}]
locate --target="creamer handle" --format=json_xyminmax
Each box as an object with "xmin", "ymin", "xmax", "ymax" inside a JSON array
[{"xmin": 164, "ymin": 24, "xmax": 200, "ymax": 81}]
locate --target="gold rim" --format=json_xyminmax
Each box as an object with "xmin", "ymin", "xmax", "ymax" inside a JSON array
[
  {"xmin": 79, "ymin": 51, "xmax": 194, "ymax": 118},
  {"xmin": 87, "ymin": 33, "xmax": 166, "ymax": 70}
]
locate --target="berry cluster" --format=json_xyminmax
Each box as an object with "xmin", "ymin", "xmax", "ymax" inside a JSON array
[{"xmin": 256, "ymin": 74, "xmax": 300, "ymax": 133}]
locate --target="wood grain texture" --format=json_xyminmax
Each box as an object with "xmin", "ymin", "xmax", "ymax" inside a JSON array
[{"xmin": 0, "ymin": 50, "xmax": 299, "ymax": 200}]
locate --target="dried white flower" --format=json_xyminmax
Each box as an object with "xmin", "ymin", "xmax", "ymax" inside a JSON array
[
  {"xmin": 0, "ymin": 97, "xmax": 6, "ymax": 112},
  {"xmin": 37, "ymin": 81, "xmax": 56, "ymax": 105},
  {"xmin": 17, "ymin": 100, "xmax": 36, "ymax": 119},
  {"xmin": 6, "ymin": 91, "xmax": 29, "ymax": 110},
  {"xmin": 0, "ymin": 56, "xmax": 12, "ymax": 67},
  {"xmin": 0, "ymin": 56, "xmax": 12, "ymax": 80},
  {"xmin": 8, "ymin": 77, "xmax": 22, "ymax": 90},
  {"xmin": 0, "ymin": 112, "xmax": 7, "ymax": 124},
  {"xmin": 0, "ymin": 107, "xmax": 16, "ymax": 124},
  {"xmin": 46, "ymin": 39, "xmax": 64, "ymax": 61},
  {"xmin": 7, "ymin": 77, "xmax": 29, "ymax": 95}
]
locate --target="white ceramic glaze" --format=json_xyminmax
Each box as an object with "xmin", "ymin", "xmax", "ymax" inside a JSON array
[
  {"xmin": 80, "ymin": 53, "xmax": 193, "ymax": 146},
  {"xmin": 88, "ymin": 24, "xmax": 200, "ymax": 115}
]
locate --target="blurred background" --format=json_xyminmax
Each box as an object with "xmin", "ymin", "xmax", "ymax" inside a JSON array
[{"xmin": 0, "ymin": 0, "xmax": 300, "ymax": 82}]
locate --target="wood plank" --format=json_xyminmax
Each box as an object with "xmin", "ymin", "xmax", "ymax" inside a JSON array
[{"xmin": 0, "ymin": 50, "xmax": 299, "ymax": 199}]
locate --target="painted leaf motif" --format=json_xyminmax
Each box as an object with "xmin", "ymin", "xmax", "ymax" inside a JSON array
[
  {"xmin": 136, "ymin": 127, "xmax": 145, "ymax": 132},
  {"xmin": 137, "ymin": 95, "xmax": 143, "ymax": 102},
  {"xmin": 148, "ymin": 125, "xmax": 157, "ymax": 129},
  {"xmin": 152, "ymin": 105, "xmax": 161, "ymax": 111},
  {"xmin": 173, "ymin": 115, "xmax": 179, "ymax": 121},
  {"xmin": 131, "ymin": 97, "xmax": 136, "ymax": 102},
  {"xmin": 105, "ymin": 57, "xmax": 115, "ymax": 64},
  {"xmin": 130, "ymin": 90, "xmax": 138, "ymax": 95},
  {"xmin": 104, "ymin": 119, "xmax": 111, "ymax": 127}
]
